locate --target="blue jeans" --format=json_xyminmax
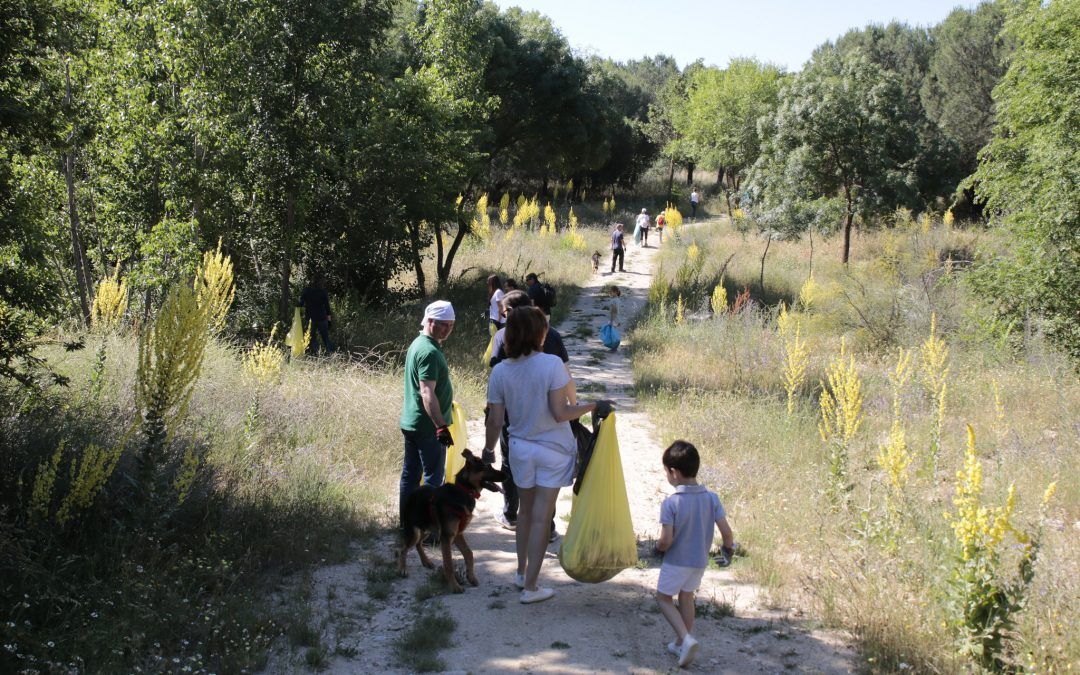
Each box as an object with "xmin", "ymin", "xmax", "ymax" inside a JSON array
[{"xmin": 400, "ymin": 429, "xmax": 446, "ymax": 516}]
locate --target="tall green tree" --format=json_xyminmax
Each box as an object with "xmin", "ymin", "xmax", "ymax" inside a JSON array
[
  {"xmin": 748, "ymin": 49, "xmax": 920, "ymax": 263},
  {"xmin": 214, "ymin": 0, "xmax": 393, "ymax": 321},
  {"xmin": 0, "ymin": 0, "xmax": 88, "ymax": 383},
  {"xmin": 972, "ymin": 0, "xmax": 1080, "ymax": 360},
  {"xmin": 922, "ymin": 2, "xmax": 1009, "ymax": 176},
  {"xmin": 674, "ymin": 58, "xmax": 784, "ymax": 214}
]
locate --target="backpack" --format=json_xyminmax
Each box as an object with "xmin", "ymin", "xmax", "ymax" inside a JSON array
[{"xmin": 540, "ymin": 282, "xmax": 557, "ymax": 309}]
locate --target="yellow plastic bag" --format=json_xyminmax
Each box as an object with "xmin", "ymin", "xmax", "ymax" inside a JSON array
[
  {"xmin": 443, "ymin": 402, "xmax": 468, "ymax": 482},
  {"xmin": 419, "ymin": 402, "xmax": 468, "ymax": 486},
  {"xmin": 481, "ymin": 333, "xmax": 495, "ymax": 367},
  {"xmin": 283, "ymin": 307, "xmax": 306, "ymax": 358},
  {"xmin": 559, "ymin": 413, "xmax": 637, "ymax": 582}
]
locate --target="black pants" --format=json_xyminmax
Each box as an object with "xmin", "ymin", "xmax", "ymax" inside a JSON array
[
  {"xmin": 311, "ymin": 319, "xmax": 334, "ymax": 353},
  {"xmin": 611, "ymin": 248, "xmax": 624, "ymax": 272}
]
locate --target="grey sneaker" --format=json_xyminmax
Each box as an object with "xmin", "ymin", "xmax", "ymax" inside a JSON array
[{"xmin": 667, "ymin": 641, "xmax": 681, "ymax": 656}]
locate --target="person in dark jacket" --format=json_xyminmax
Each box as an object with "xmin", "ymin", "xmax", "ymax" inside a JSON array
[
  {"xmin": 300, "ymin": 274, "xmax": 334, "ymax": 354},
  {"xmin": 524, "ymin": 272, "xmax": 552, "ymax": 316}
]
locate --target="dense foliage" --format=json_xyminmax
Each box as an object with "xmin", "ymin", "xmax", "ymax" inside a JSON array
[{"xmin": 971, "ymin": 0, "xmax": 1080, "ymax": 360}]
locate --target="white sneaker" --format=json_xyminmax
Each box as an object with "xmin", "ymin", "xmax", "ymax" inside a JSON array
[
  {"xmin": 667, "ymin": 641, "xmax": 681, "ymax": 656},
  {"xmin": 514, "ymin": 572, "xmax": 525, "ymax": 589},
  {"xmin": 678, "ymin": 634, "xmax": 699, "ymax": 667},
  {"xmin": 520, "ymin": 587, "xmax": 555, "ymax": 604},
  {"xmin": 494, "ymin": 512, "xmax": 516, "ymax": 530}
]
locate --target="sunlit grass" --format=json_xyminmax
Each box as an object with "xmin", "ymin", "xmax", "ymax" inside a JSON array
[{"xmin": 633, "ymin": 220, "xmax": 1078, "ymax": 671}]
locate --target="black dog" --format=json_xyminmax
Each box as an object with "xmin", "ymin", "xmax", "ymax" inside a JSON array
[{"xmin": 398, "ymin": 449, "xmax": 506, "ymax": 593}]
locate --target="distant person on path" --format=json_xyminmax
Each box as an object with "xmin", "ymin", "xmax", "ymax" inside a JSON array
[
  {"xmin": 399, "ymin": 300, "xmax": 457, "ymax": 517},
  {"xmin": 487, "ymin": 274, "xmax": 506, "ymax": 332},
  {"xmin": 488, "ymin": 290, "xmax": 574, "ymax": 538},
  {"xmin": 656, "ymin": 211, "xmax": 666, "ymax": 244},
  {"xmin": 607, "ymin": 285, "xmax": 622, "ymax": 327},
  {"xmin": 689, "ymin": 188, "xmax": 700, "ymax": 220},
  {"xmin": 482, "ymin": 305, "xmax": 612, "ymax": 604},
  {"xmin": 300, "ymin": 273, "xmax": 334, "ymax": 354},
  {"xmin": 640, "ymin": 208, "xmax": 652, "ymax": 246},
  {"xmin": 654, "ymin": 440, "xmax": 735, "ymax": 668},
  {"xmin": 634, "ymin": 208, "xmax": 649, "ymax": 246},
  {"xmin": 610, "ymin": 223, "xmax": 626, "ymax": 273},
  {"xmin": 524, "ymin": 272, "xmax": 554, "ymax": 316}
]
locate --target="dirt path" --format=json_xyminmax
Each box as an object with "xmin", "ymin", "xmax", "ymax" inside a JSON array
[{"xmin": 268, "ymin": 220, "xmax": 856, "ymax": 673}]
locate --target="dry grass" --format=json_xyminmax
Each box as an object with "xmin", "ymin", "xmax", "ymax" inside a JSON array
[{"xmin": 633, "ymin": 220, "xmax": 1078, "ymax": 672}]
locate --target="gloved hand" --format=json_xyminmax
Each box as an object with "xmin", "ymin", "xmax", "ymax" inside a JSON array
[
  {"xmin": 435, "ymin": 425, "xmax": 454, "ymax": 447},
  {"xmin": 593, "ymin": 399, "xmax": 614, "ymax": 419},
  {"xmin": 717, "ymin": 545, "xmax": 735, "ymax": 567}
]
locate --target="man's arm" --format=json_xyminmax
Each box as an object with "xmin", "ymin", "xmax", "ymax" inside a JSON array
[
  {"xmin": 483, "ymin": 402, "xmax": 505, "ymax": 454},
  {"xmin": 418, "ymin": 380, "xmax": 446, "ymax": 428},
  {"xmin": 716, "ymin": 516, "xmax": 734, "ymax": 549}
]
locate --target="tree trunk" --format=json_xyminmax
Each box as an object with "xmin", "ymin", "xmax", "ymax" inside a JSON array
[
  {"xmin": 64, "ymin": 151, "xmax": 92, "ymax": 326},
  {"xmin": 406, "ymin": 220, "xmax": 425, "ymax": 296},
  {"xmin": 279, "ymin": 189, "xmax": 295, "ymax": 322},
  {"xmin": 666, "ymin": 156, "xmax": 676, "ymax": 203},
  {"xmin": 438, "ymin": 215, "xmax": 470, "ymax": 286},
  {"xmin": 842, "ymin": 209, "xmax": 854, "ymax": 265},
  {"xmin": 842, "ymin": 183, "xmax": 854, "ymax": 265},
  {"xmin": 435, "ymin": 223, "xmax": 445, "ymax": 276},
  {"xmin": 686, "ymin": 162, "xmax": 695, "ymax": 186},
  {"xmin": 62, "ymin": 64, "xmax": 92, "ymax": 327},
  {"xmin": 759, "ymin": 234, "xmax": 772, "ymax": 291}
]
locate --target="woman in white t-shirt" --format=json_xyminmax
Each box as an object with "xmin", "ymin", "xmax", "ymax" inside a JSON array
[
  {"xmin": 483, "ymin": 306, "xmax": 612, "ymax": 604},
  {"xmin": 486, "ymin": 274, "xmax": 506, "ymax": 333}
]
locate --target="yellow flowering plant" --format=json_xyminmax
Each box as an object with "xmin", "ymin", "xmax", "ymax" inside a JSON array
[
  {"xmin": 135, "ymin": 284, "xmax": 210, "ymax": 493},
  {"xmin": 819, "ymin": 338, "xmax": 863, "ymax": 506},
  {"xmin": 783, "ymin": 321, "xmax": 810, "ymax": 416},
  {"xmin": 946, "ymin": 426, "xmax": 1056, "ymax": 670},
  {"xmin": 194, "ymin": 239, "xmax": 235, "ymax": 336},
  {"xmin": 91, "ymin": 263, "xmax": 128, "ymax": 332},
  {"xmin": 710, "ymin": 282, "xmax": 727, "ymax": 315}
]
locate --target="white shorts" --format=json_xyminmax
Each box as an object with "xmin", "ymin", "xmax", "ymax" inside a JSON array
[
  {"xmin": 508, "ymin": 438, "xmax": 575, "ymax": 489},
  {"xmin": 657, "ymin": 563, "xmax": 706, "ymax": 596}
]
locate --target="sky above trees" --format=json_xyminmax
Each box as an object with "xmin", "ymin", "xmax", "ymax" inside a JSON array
[{"xmin": 491, "ymin": 0, "xmax": 983, "ymax": 70}]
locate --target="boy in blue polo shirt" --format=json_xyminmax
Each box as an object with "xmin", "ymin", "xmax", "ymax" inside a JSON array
[{"xmin": 655, "ymin": 440, "xmax": 735, "ymax": 668}]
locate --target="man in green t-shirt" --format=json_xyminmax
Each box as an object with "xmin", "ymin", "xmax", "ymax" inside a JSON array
[{"xmin": 399, "ymin": 300, "xmax": 456, "ymax": 513}]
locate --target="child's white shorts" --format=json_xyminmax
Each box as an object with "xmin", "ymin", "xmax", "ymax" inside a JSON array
[
  {"xmin": 657, "ymin": 563, "xmax": 706, "ymax": 596},
  {"xmin": 508, "ymin": 438, "xmax": 575, "ymax": 489}
]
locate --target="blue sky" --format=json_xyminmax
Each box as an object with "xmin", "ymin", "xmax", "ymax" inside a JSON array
[{"xmin": 491, "ymin": 0, "xmax": 984, "ymax": 71}]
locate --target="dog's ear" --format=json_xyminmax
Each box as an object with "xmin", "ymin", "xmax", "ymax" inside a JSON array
[{"xmin": 461, "ymin": 448, "xmax": 475, "ymax": 460}]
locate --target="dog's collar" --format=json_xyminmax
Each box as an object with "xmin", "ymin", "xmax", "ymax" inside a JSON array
[{"xmin": 452, "ymin": 481, "xmax": 481, "ymax": 500}]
